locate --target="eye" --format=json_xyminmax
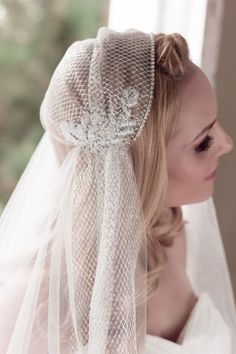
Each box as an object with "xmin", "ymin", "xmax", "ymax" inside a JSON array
[{"xmin": 195, "ymin": 134, "xmax": 214, "ymax": 154}]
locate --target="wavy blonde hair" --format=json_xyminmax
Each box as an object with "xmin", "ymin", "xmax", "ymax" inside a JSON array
[{"xmin": 129, "ymin": 32, "xmax": 193, "ymax": 299}]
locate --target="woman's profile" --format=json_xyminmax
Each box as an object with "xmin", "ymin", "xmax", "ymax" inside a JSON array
[{"xmin": 0, "ymin": 27, "xmax": 235, "ymax": 354}]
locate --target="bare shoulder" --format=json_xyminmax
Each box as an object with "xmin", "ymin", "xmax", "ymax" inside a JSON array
[{"xmin": 146, "ymin": 227, "xmax": 198, "ymax": 342}]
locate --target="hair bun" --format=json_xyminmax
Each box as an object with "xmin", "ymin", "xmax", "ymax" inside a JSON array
[{"xmin": 154, "ymin": 32, "xmax": 190, "ymax": 80}]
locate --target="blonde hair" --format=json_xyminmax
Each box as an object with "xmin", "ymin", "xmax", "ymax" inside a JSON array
[{"xmin": 129, "ymin": 32, "xmax": 193, "ymax": 299}]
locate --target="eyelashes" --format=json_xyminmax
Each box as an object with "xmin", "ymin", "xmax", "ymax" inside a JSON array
[{"xmin": 195, "ymin": 134, "xmax": 214, "ymax": 154}]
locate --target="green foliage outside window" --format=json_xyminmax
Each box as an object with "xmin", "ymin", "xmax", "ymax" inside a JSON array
[{"xmin": 0, "ymin": 0, "xmax": 108, "ymax": 212}]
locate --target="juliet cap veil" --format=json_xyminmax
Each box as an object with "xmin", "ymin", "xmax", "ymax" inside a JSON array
[{"xmin": 0, "ymin": 27, "xmax": 154, "ymax": 353}]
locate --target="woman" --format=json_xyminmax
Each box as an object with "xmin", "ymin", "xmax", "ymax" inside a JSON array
[
  {"xmin": 0, "ymin": 27, "xmax": 235, "ymax": 353},
  {"xmin": 145, "ymin": 57, "xmax": 234, "ymax": 351}
]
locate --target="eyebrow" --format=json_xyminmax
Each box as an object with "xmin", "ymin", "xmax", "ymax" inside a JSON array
[{"xmin": 191, "ymin": 118, "xmax": 217, "ymax": 143}]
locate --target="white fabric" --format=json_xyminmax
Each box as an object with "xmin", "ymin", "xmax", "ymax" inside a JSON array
[{"xmin": 146, "ymin": 292, "xmax": 232, "ymax": 354}]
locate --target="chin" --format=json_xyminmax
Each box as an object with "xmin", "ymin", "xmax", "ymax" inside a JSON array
[
  {"xmin": 168, "ymin": 191, "xmax": 214, "ymax": 207},
  {"xmin": 167, "ymin": 184, "xmax": 215, "ymax": 207},
  {"xmin": 185, "ymin": 190, "xmax": 214, "ymax": 206}
]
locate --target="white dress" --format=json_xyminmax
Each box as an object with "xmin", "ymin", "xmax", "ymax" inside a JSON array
[{"xmin": 145, "ymin": 291, "xmax": 232, "ymax": 354}]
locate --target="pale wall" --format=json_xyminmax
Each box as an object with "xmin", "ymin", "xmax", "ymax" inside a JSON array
[{"xmin": 209, "ymin": 0, "xmax": 236, "ymax": 298}]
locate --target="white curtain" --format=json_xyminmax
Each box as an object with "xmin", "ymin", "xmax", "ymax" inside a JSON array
[{"xmin": 108, "ymin": 0, "xmax": 207, "ymax": 65}]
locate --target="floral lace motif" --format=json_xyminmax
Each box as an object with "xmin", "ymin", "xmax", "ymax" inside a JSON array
[{"xmin": 59, "ymin": 86, "xmax": 139, "ymax": 153}]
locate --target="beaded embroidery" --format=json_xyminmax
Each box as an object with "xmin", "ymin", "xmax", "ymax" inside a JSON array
[{"xmin": 59, "ymin": 86, "xmax": 139, "ymax": 152}]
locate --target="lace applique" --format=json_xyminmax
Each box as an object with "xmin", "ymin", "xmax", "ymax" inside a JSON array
[{"xmin": 59, "ymin": 86, "xmax": 139, "ymax": 153}]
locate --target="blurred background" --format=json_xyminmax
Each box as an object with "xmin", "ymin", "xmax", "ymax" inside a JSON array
[
  {"xmin": 0, "ymin": 0, "xmax": 235, "ymax": 297},
  {"xmin": 0, "ymin": 0, "xmax": 109, "ymax": 210}
]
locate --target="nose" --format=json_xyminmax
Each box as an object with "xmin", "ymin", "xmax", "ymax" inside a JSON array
[{"xmin": 216, "ymin": 124, "xmax": 234, "ymax": 157}]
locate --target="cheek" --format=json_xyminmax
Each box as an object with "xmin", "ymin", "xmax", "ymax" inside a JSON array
[
  {"xmin": 166, "ymin": 153, "xmax": 213, "ymax": 206},
  {"xmin": 168, "ymin": 154, "xmax": 204, "ymax": 184}
]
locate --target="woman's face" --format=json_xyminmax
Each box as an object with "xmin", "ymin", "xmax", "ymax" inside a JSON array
[{"xmin": 166, "ymin": 63, "xmax": 234, "ymax": 207}]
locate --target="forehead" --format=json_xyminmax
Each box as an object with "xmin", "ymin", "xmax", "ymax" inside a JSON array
[{"xmin": 171, "ymin": 64, "xmax": 218, "ymax": 141}]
